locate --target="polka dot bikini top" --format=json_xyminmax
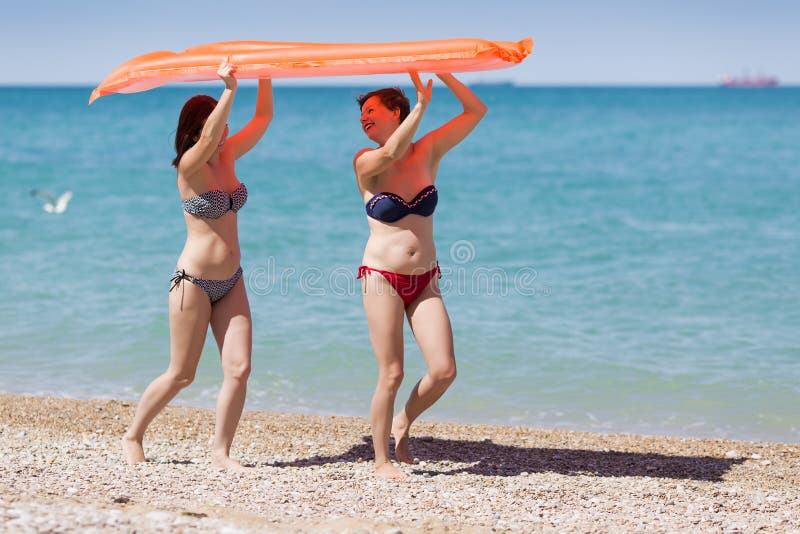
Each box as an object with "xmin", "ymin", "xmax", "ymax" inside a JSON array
[{"xmin": 183, "ymin": 183, "xmax": 247, "ymax": 219}]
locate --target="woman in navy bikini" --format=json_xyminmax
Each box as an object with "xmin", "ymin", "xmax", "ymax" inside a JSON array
[
  {"xmin": 122, "ymin": 60, "xmax": 273, "ymax": 471},
  {"xmin": 354, "ymin": 71, "xmax": 487, "ymax": 479}
]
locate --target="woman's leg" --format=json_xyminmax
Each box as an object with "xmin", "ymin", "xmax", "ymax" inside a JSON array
[
  {"xmin": 209, "ymin": 277, "xmax": 252, "ymax": 472},
  {"xmin": 122, "ymin": 281, "xmax": 211, "ymax": 463},
  {"xmin": 362, "ymin": 272, "xmax": 407, "ymax": 479},
  {"xmin": 393, "ymin": 279, "xmax": 456, "ymax": 464}
]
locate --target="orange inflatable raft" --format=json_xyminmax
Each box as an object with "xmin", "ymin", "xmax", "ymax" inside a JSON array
[{"xmin": 90, "ymin": 37, "xmax": 533, "ymax": 103}]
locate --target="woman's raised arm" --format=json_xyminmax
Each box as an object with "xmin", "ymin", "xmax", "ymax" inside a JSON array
[
  {"xmin": 423, "ymin": 73, "xmax": 487, "ymax": 162},
  {"xmin": 178, "ymin": 59, "xmax": 238, "ymax": 175},
  {"xmin": 228, "ymin": 78, "xmax": 274, "ymax": 159}
]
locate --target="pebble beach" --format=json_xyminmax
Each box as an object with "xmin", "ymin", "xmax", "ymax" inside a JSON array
[{"xmin": 1, "ymin": 394, "xmax": 798, "ymax": 532}]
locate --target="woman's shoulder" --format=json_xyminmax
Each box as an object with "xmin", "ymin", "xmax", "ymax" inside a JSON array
[
  {"xmin": 410, "ymin": 134, "xmax": 435, "ymax": 153},
  {"xmin": 176, "ymin": 165, "xmax": 213, "ymax": 198},
  {"xmin": 353, "ymin": 147, "xmax": 375, "ymax": 164}
]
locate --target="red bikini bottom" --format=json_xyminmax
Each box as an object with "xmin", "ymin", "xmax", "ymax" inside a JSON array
[{"xmin": 357, "ymin": 263, "xmax": 441, "ymax": 307}]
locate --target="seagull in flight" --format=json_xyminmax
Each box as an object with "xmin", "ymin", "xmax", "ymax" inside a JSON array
[{"xmin": 30, "ymin": 189, "xmax": 73, "ymax": 214}]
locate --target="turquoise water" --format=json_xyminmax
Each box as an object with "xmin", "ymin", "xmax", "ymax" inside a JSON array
[{"xmin": 1, "ymin": 85, "xmax": 798, "ymax": 443}]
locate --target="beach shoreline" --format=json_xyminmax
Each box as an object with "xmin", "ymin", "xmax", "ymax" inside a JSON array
[{"xmin": 1, "ymin": 394, "xmax": 798, "ymax": 532}]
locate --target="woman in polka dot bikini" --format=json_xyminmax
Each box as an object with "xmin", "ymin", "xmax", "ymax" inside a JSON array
[{"xmin": 122, "ymin": 60, "xmax": 273, "ymax": 471}]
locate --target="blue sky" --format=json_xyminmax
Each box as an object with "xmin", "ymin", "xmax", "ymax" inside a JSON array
[{"xmin": 2, "ymin": 0, "xmax": 798, "ymax": 85}]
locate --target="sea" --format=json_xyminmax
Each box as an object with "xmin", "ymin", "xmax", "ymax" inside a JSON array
[{"xmin": 1, "ymin": 84, "xmax": 798, "ymax": 443}]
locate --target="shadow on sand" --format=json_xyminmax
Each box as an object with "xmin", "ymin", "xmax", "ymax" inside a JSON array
[{"xmin": 266, "ymin": 436, "xmax": 745, "ymax": 482}]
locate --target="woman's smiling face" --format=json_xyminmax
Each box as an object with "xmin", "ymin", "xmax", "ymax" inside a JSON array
[{"xmin": 360, "ymin": 96, "xmax": 400, "ymax": 144}]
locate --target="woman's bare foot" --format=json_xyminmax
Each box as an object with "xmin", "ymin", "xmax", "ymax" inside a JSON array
[
  {"xmin": 211, "ymin": 452, "xmax": 251, "ymax": 473},
  {"xmin": 375, "ymin": 460, "xmax": 408, "ymax": 480},
  {"xmin": 391, "ymin": 416, "xmax": 415, "ymax": 464},
  {"xmin": 121, "ymin": 436, "xmax": 145, "ymax": 464}
]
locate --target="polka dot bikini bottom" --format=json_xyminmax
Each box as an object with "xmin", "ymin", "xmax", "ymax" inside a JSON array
[{"xmin": 169, "ymin": 267, "xmax": 243, "ymax": 308}]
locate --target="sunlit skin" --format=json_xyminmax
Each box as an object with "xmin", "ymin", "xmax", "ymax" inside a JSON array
[
  {"xmin": 121, "ymin": 60, "xmax": 273, "ymax": 472},
  {"xmin": 354, "ymin": 72, "xmax": 487, "ymax": 480}
]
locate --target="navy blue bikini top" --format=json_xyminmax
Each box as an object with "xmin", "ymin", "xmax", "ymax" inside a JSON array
[
  {"xmin": 365, "ymin": 185, "xmax": 438, "ymax": 223},
  {"xmin": 183, "ymin": 183, "xmax": 247, "ymax": 219}
]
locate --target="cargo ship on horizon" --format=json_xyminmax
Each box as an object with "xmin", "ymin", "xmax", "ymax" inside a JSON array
[{"xmin": 719, "ymin": 74, "xmax": 779, "ymax": 88}]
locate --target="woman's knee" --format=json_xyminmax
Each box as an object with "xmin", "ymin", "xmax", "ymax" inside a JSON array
[
  {"xmin": 223, "ymin": 357, "xmax": 251, "ymax": 382},
  {"xmin": 430, "ymin": 362, "xmax": 457, "ymax": 386},
  {"xmin": 377, "ymin": 368, "xmax": 404, "ymax": 393},
  {"xmin": 165, "ymin": 367, "xmax": 196, "ymax": 389}
]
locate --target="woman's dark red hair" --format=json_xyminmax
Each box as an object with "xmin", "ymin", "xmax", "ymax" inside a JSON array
[{"xmin": 172, "ymin": 95, "xmax": 217, "ymax": 167}]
